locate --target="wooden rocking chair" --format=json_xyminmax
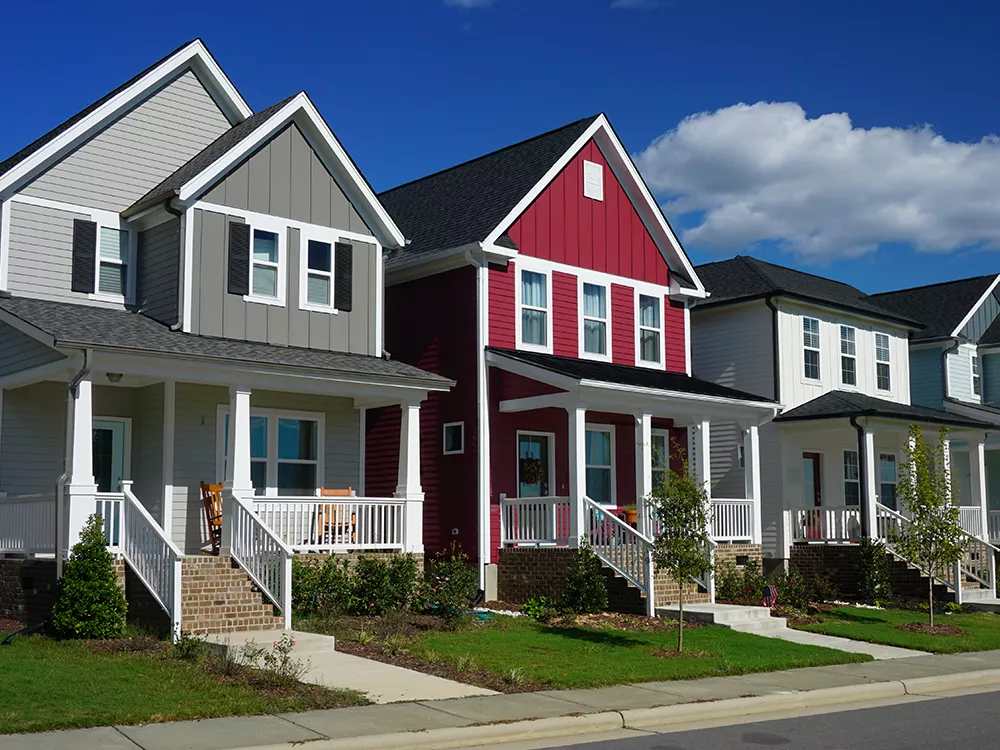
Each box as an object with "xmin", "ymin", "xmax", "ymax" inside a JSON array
[
  {"xmin": 316, "ymin": 487, "xmax": 357, "ymax": 546},
  {"xmin": 200, "ymin": 481, "xmax": 224, "ymax": 555}
]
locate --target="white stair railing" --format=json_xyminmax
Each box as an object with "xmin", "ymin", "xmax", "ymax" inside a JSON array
[
  {"xmin": 583, "ymin": 497, "xmax": 656, "ymax": 615},
  {"xmin": 120, "ymin": 482, "xmax": 183, "ymax": 639},
  {"xmin": 228, "ymin": 493, "xmax": 293, "ymax": 629}
]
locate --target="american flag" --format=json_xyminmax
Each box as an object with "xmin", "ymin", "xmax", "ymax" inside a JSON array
[{"xmin": 762, "ymin": 585, "xmax": 778, "ymax": 608}]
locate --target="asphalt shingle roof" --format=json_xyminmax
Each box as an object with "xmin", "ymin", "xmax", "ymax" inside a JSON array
[
  {"xmin": 979, "ymin": 315, "xmax": 1000, "ymax": 347},
  {"xmin": 870, "ymin": 275, "xmax": 998, "ymax": 342},
  {"xmin": 694, "ymin": 256, "xmax": 922, "ymax": 327},
  {"xmin": 378, "ymin": 115, "xmax": 601, "ymax": 267},
  {"xmin": 773, "ymin": 390, "xmax": 993, "ymax": 430},
  {"xmin": 0, "ymin": 296, "xmax": 450, "ymax": 387},
  {"xmin": 487, "ymin": 347, "xmax": 775, "ymax": 404}
]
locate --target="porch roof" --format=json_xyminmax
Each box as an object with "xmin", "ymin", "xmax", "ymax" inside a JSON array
[
  {"xmin": 0, "ymin": 296, "xmax": 451, "ymax": 389},
  {"xmin": 773, "ymin": 390, "xmax": 994, "ymax": 430}
]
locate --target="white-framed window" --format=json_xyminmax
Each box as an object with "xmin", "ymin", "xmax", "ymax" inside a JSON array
[
  {"xmin": 875, "ymin": 333, "xmax": 891, "ymax": 391},
  {"xmin": 304, "ymin": 238, "xmax": 334, "ymax": 309},
  {"xmin": 652, "ymin": 429, "xmax": 670, "ymax": 488},
  {"xmin": 217, "ymin": 407, "xmax": 324, "ymax": 496},
  {"xmin": 803, "ymin": 317, "xmax": 821, "ymax": 380},
  {"xmin": 840, "ymin": 325, "xmax": 856, "ymax": 386},
  {"xmin": 585, "ymin": 425, "xmax": 615, "ymax": 505},
  {"xmin": 580, "ymin": 281, "xmax": 610, "ymax": 359},
  {"xmin": 973, "ymin": 353, "xmax": 981, "ymax": 397},
  {"xmin": 583, "ymin": 160, "xmax": 604, "ymax": 201},
  {"xmin": 879, "ymin": 453, "xmax": 897, "ymax": 510},
  {"xmin": 843, "ymin": 450, "xmax": 860, "ymax": 506},
  {"xmin": 95, "ymin": 225, "xmax": 133, "ymax": 300},
  {"xmin": 637, "ymin": 293, "xmax": 663, "ymax": 367},
  {"xmin": 443, "ymin": 422, "xmax": 465, "ymax": 455},
  {"xmin": 243, "ymin": 217, "xmax": 287, "ymax": 306},
  {"xmin": 517, "ymin": 266, "xmax": 552, "ymax": 351}
]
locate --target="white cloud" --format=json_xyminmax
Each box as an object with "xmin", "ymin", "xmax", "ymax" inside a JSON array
[
  {"xmin": 444, "ymin": 0, "xmax": 494, "ymax": 7},
  {"xmin": 635, "ymin": 101, "xmax": 1000, "ymax": 259},
  {"xmin": 611, "ymin": 0, "xmax": 667, "ymax": 7}
]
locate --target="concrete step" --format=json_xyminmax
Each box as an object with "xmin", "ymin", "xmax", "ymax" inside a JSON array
[
  {"xmin": 655, "ymin": 603, "xmax": 777, "ymax": 627},
  {"xmin": 960, "ymin": 587, "xmax": 996, "ymax": 601},
  {"xmin": 204, "ymin": 629, "xmax": 334, "ymax": 657},
  {"xmin": 727, "ymin": 617, "xmax": 789, "ymax": 634}
]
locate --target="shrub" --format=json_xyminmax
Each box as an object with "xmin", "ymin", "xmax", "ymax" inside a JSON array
[
  {"xmin": 715, "ymin": 560, "xmax": 766, "ymax": 606},
  {"xmin": 387, "ymin": 555, "xmax": 420, "ymax": 610},
  {"xmin": 293, "ymin": 555, "xmax": 420, "ymax": 617},
  {"xmin": 521, "ymin": 596, "xmax": 558, "ymax": 621},
  {"xmin": 857, "ymin": 539, "xmax": 893, "ymax": 604},
  {"xmin": 778, "ymin": 567, "xmax": 812, "ymax": 610},
  {"xmin": 419, "ymin": 543, "xmax": 479, "ymax": 619},
  {"xmin": 51, "ymin": 514, "xmax": 128, "ymax": 639},
  {"xmin": 560, "ymin": 543, "xmax": 608, "ymax": 614},
  {"xmin": 292, "ymin": 556, "xmax": 353, "ymax": 615},
  {"xmin": 352, "ymin": 556, "xmax": 396, "ymax": 615}
]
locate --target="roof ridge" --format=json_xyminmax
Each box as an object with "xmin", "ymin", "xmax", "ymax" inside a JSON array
[
  {"xmin": 740, "ymin": 256, "xmax": 779, "ymax": 291},
  {"xmin": 870, "ymin": 273, "xmax": 998, "ymax": 298},
  {"xmin": 378, "ymin": 114, "xmax": 602, "ymax": 196},
  {"xmin": 744, "ymin": 256, "xmax": 867, "ymax": 296}
]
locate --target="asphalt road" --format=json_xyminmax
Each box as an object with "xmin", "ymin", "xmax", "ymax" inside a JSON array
[{"xmin": 547, "ymin": 690, "xmax": 1000, "ymax": 749}]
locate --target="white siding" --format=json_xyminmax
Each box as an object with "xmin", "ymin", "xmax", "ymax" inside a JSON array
[{"xmin": 947, "ymin": 343, "xmax": 979, "ymax": 404}]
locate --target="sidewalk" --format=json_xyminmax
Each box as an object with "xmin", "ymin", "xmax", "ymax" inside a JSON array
[{"xmin": 6, "ymin": 650, "xmax": 1000, "ymax": 750}]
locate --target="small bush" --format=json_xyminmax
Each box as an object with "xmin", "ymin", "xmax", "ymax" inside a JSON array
[
  {"xmin": 173, "ymin": 632, "xmax": 205, "ymax": 661},
  {"xmin": 715, "ymin": 560, "xmax": 766, "ymax": 606},
  {"xmin": 353, "ymin": 557, "xmax": 396, "ymax": 615},
  {"xmin": 238, "ymin": 632, "xmax": 311, "ymax": 685},
  {"xmin": 419, "ymin": 543, "xmax": 478, "ymax": 619},
  {"xmin": 292, "ymin": 556, "xmax": 353, "ymax": 615},
  {"xmin": 560, "ymin": 543, "xmax": 608, "ymax": 614},
  {"xmin": 51, "ymin": 514, "xmax": 128, "ymax": 639},
  {"xmin": 521, "ymin": 595, "xmax": 558, "ymax": 622},
  {"xmin": 293, "ymin": 554, "xmax": 420, "ymax": 617},
  {"xmin": 857, "ymin": 539, "xmax": 893, "ymax": 603},
  {"xmin": 387, "ymin": 555, "xmax": 420, "ymax": 610}
]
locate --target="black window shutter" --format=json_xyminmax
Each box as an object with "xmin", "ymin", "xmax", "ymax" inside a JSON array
[
  {"xmin": 228, "ymin": 222, "xmax": 250, "ymax": 296},
  {"xmin": 334, "ymin": 242, "xmax": 353, "ymax": 312},
  {"xmin": 71, "ymin": 219, "xmax": 97, "ymax": 294}
]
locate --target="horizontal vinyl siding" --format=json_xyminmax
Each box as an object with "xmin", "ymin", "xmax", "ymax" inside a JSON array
[
  {"xmin": 691, "ymin": 301, "xmax": 774, "ymax": 399},
  {"xmin": 552, "ymin": 271, "xmax": 577, "ymax": 358},
  {"xmin": 909, "ymin": 346, "xmax": 944, "ymax": 409},
  {"xmin": 488, "ymin": 262, "xmax": 516, "ymax": 349},
  {"xmin": 0, "ymin": 381, "xmax": 65, "ymax": 496},
  {"xmin": 22, "ymin": 70, "xmax": 232, "ymax": 212},
  {"xmin": 947, "ymin": 344, "xmax": 977, "ymax": 404},
  {"xmin": 131, "ymin": 384, "xmax": 164, "ymax": 521},
  {"xmin": 611, "ymin": 283, "xmax": 634, "ymax": 366},
  {"xmin": 0, "ymin": 320, "xmax": 63, "ymax": 377},
  {"xmin": 137, "ymin": 218, "xmax": 181, "ymax": 326}
]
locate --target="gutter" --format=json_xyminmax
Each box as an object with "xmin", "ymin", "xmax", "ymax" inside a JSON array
[
  {"xmin": 765, "ymin": 295, "xmax": 781, "ymax": 402},
  {"xmin": 849, "ymin": 416, "xmax": 871, "ymax": 538}
]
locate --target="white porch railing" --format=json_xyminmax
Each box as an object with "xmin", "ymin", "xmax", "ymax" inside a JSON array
[
  {"xmin": 711, "ymin": 499, "xmax": 755, "ymax": 542},
  {"xmin": 229, "ymin": 494, "xmax": 293, "ymax": 628},
  {"xmin": 584, "ymin": 496, "xmax": 656, "ymax": 615},
  {"xmin": 499, "ymin": 496, "xmax": 572, "ymax": 545},
  {"xmin": 789, "ymin": 506, "xmax": 863, "ymax": 543},
  {"xmin": 0, "ymin": 494, "xmax": 55, "ymax": 555},
  {"xmin": 253, "ymin": 496, "xmax": 406, "ymax": 553},
  {"xmin": 959, "ymin": 507, "xmax": 983, "ymax": 538},
  {"xmin": 96, "ymin": 492, "xmax": 123, "ymax": 552},
  {"xmin": 120, "ymin": 482, "xmax": 183, "ymax": 638}
]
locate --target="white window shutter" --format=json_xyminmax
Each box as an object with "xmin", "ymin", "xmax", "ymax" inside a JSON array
[{"xmin": 583, "ymin": 160, "xmax": 604, "ymax": 201}]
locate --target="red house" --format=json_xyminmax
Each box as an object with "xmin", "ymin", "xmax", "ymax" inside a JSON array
[{"xmin": 369, "ymin": 115, "xmax": 778, "ymax": 612}]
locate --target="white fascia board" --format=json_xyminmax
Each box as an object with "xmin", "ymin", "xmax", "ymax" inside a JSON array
[
  {"xmin": 385, "ymin": 242, "xmax": 516, "ymax": 286},
  {"xmin": 578, "ymin": 379, "xmax": 780, "ymax": 414},
  {"xmin": 951, "ymin": 274, "xmax": 1000, "ymax": 338},
  {"xmin": 483, "ymin": 350, "xmax": 579, "ymax": 391},
  {"xmin": 0, "ymin": 40, "xmax": 251, "ymax": 198}
]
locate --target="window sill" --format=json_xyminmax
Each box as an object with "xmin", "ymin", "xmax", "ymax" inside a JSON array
[
  {"xmin": 443, "ymin": 449, "xmax": 465, "ymax": 456},
  {"xmin": 518, "ymin": 342, "xmax": 553, "ymax": 355},
  {"xmin": 300, "ymin": 303, "xmax": 340, "ymax": 315},
  {"xmin": 579, "ymin": 350, "xmax": 613, "ymax": 364},
  {"xmin": 635, "ymin": 358, "xmax": 665, "ymax": 370},
  {"xmin": 89, "ymin": 292, "xmax": 129, "ymax": 305},
  {"xmin": 244, "ymin": 294, "xmax": 286, "ymax": 308}
]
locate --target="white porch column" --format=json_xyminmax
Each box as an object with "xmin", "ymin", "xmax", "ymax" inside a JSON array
[
  {"xmin": 161, "ymin": 380, "xmax": 175, "ymax": 534},
  {"xmin": 743, "ymin": 424, "xmax": 762, "ymax": 544},
  {"xmin": 970, "ymin": 437, "xmax": 989, "ymax": 540},
  {"xmin": 635, "ymin": 412, "xmax": 653, "ymax": 536},
  {"xmin": 66, "ymin": 374, "xmax": 97, "ymax": 551},
  {"xmin": 394, "ymin": 400, "xmax": 424, "ymax": 553},
  {"xmin": 567, "ymin": 404, "xmax": 587, "ymax": 547},
  {"xmin": 691, "ymin": 419, "xmax": 712, "ymax": 499},
  {"xmin": 861, "ymin": 426, "xmax": 878, "ymax": 539},
  {"xmin": 942, "ymin": 435, "xmax": 953, "ymax": 503},
  {"xmin": 222, "ymin": 386, "xmax": 252, "ymax": 556}
]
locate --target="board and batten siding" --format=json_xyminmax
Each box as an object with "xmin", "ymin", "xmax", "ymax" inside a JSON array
[
  {"xmin": 947, "ymin": 343, "xmax": 979, "ymax": 404},
  {"xmin": 21, "ymin": 70, "xmax": 232, "ymax": 213},
  {"xmin": 961, "ymin": 290, "xmax": 1000, "ymax": 342},
  {"xmin": 137, "ymin": 218, "xmax": 181, "ymax": 326},
  {"xmin": 189, "ymin": 211, "xmax": 376, "ymax": 353},
  {"xmin": 0, "ymin": 320, "xmax": 63, "ymax": 377},
  {"xmin": 909, "ymin": 346, "xmax": 944, "ymax": 409},
  {"xmin": 0, "ymin": 381, "xmax": 65, "ymax": 496}
]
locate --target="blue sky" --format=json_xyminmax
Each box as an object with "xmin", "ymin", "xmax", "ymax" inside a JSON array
[{"xmin": 3, "ymin": 0, "xmax": 998, "ymax": 293}]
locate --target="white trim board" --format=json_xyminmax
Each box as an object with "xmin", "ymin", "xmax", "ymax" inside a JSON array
[
  {"xmin": 952, "ymin": 274, "xmax": 1000, "ymax": 337},
  {"xmin": 0, "ymin": 199, "xmax": 10, "ymax": 291}
]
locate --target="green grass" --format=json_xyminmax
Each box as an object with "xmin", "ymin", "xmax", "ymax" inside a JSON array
[
  {"xmin": 0, "ymin": 635, "xmax": 367, "ymax": 735},
  {"xmin": 795, "ymin": 607, "xmax": 1000, "ymax": 653},
  {"xmin": 407, "ymin": 617, "xmax": 870, "ymax": 690}
]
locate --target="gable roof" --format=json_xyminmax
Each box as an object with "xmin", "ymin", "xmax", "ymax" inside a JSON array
[
  {"xmin": 773, "ymin": 390, "xmax": 993, "ymax": 430},
  {"xmin": 694, "ymin": 256, "xmax": 922, "ymax": 328},
  {"xmin": 870, "ymin": 275, "xmax": 1000, "ymax": 342},
  {"xmin": 979, "ymin": 315, "xmax": 1000, "ymax": 348},
  {"xmin": 0, "ymin": 39, "xmax": 251, "ymax": 197}
]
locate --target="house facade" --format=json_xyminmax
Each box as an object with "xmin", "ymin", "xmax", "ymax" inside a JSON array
[
  {"xmin": 371, "ymin": 116, "xmax": 779, "ymax": 614},
  {"xmin": 0, "ymin": 40, "xmax": 450, "ymax": 635},
  {"xmin": 692, "ymin": 257, "xmax": 996, "ymax": 602}
]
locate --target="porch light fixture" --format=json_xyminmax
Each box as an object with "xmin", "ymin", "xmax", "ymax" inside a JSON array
[{"xmin": 106, "ymin": 373, "xmax": 123, "ymax": 384}]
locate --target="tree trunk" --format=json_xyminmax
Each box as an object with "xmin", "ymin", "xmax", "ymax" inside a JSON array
[
  {"xmin": 677, "ymin": 583, "xmax": 685, "ymax": 652},
  {"xmin": 928, "ymin": 569, "xmax": 934, "ymax": 628}
]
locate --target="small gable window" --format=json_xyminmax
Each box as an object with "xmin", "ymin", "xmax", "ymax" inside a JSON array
[
  {"xmin": 583, "ymin": 160, "xmax": 604, "ymax": 201},
  {"xmin": 97, "ymin": 227, "xmax": 130, "ymax": 298}
]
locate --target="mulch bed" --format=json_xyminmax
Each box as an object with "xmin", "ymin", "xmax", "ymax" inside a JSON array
[
  {"xmin": 896, "ymin": 622, "xmax": 968, "ymax": 637},
  {"xmin": 550, "ymin": 612, "xmax": 702, "ymax": 632},
  {"xmin": 0, "ymin": 619, "xmax": 24, "ymax": 636}
]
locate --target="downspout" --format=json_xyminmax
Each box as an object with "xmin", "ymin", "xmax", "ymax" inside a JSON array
[
  {"xmin": 58, "ymin": 350, "xmax": 90, "ymax": 578},
  {"xmin": 163, "ymin": 200, "xmax": 185, "ymax": 332},
  {"xmin": 764, "ymin": 295, "xmax": 781, "ymax": 402},
  {"xmin": 942, "ymin": 338, "xmax": 961, "ymax": 401},
  {"xmin": 850, "ymin": 416, "xmax": 870, "ymax": 539}
]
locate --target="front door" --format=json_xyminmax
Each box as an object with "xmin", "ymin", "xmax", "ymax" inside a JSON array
[
  {"xmin": 93, "ymin": 419, "xmax": 127, "ymax": 493},
  {"xmin": 802, "ymin": 452, "xmax": 822, "ymax": 507},
  {"xmin": 518, "ymin": 433, "xmax": 552, "ymax": 497}
]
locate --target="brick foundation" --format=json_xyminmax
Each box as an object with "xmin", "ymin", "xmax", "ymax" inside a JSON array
[
  {"xmin": 715, "ymin": 543, "xmax": 763, "ymax": 570},
  {"xmin": 180, "ymin": 556, "xmax": 285, "ymax": 635}
]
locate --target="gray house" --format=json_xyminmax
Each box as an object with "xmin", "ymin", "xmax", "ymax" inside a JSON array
[{"xmin": 0, "ymin": 40, "xmax": 449, "ymax": 635}]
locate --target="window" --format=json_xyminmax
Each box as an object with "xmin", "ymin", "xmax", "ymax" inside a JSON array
[
  {"xmin": 96, "ymin": 226, "xmax": 130, "ymax": 298},
  {"xmin": 250, "ymin": 228, "xmax": 281, "ymax": 300},
  {"xmin": 443, "ymin": 422, "xmax": 464, "ymax": 455},
  {"xmin": 585, "ymin": 426, "xmax": 614, "ymax": 505},
  {"xmin": 875, "ymin": 333, "xmax": 891, "ymax": 391},
  {"xmin": 840, "ymin": 326, "xmax": 856, "ymax": 386},
  {"xmin": 879, "ymin": 453, "xmax": 897, "ymax": 510},
  {"xmin": 581, "ymin": 282, "xmax": 609, "ymax": 357},
  {"xmin": 652, "ymin": 431, "xmax": 669, "ymax": 488},
  {"xmin": 583, "ymin": 160, "xmax": 604, "ymax": 201},
  {"xmin": 220, "ymin": 409, "xmax": 323, "ymax": 496},
  {"xmin": 843, "ymin": 450, "xmax": 860, "ymax": 506},
  {"xmin": 638, "ymin": 294, "xmax": 662, "ymax": 365},
  {"xmin": 738, "ymin": 445, "xmax": 746, "ymax": 470},
  {"xmin": 803, "ymin": 317, "xmax": 821, "ymax": 380},
  {"xmin": 520, "ymin": 269, "xmax": 549, "ymax": 348},
  {"xmin": 973, "ymin": 353, "xmax": 981, "ymax": 397},
  {"xmin": 305, "ymin": 239, "xmax": 333, "ymax": 308}
]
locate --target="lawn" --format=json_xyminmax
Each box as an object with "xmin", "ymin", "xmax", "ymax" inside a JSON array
[
  {"xmin": 794, "ymin": 606, "xmax": 1000, "ymax": 654},
  {"xmin": 0, "ymin": 633, "xmax": 367, "ymax": 735}
]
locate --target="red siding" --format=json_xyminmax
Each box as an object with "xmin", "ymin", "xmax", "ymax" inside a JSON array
[
  {"xmin": 611, "ymin": 284, "xmax": 635, "ymax": 367},
  {"xmin": 365, "ymin": 405, "xmax": 400, "ymax": 498},
  {"xmin": 489, "ymin": 263, "xmax": 515, "ymax": 349},
  {"xmin": 664, "ymin": 298, "xmax": 686, "ymax": 373},
  {"xmin": 552, "ymin": 271, "xmax": 578, "ymax": 357},
  {"xmin": 496, "ymin": 369, "xmax": 566, "ymax": 401},
  {"xmin": 506, "ymin": 139, "xmax": 670, "ymax": 287}
]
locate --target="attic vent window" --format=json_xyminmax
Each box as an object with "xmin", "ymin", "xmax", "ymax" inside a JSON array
[{"xmin": 583, "ymin": 160, "xmax": 604, "ymax": 201}]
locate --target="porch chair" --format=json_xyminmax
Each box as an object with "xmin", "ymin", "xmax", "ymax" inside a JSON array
[
  {"xmin": 200, "ymin": 481, "xmax": 224, "ymax": 555},
  {"xmin": 315, "ymin": 487, "xmax": 357, "ymax": 546}
]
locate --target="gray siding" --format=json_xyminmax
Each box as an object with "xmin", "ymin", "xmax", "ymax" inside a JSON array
[
  {"xmin": 0, "ymin": 320, "xmax": 63, "ymax": 377},
  {"xmin": 962, "ymin": 291, "xmax": 1000, "ymax": 343},
  {"xmin": 909, "ymin": 346, "xmax": 944, "ymax": 409},
  {"xmin": 190, "ymin": 209, "xmax": 377, "ymax": 354},
  {"xmin": 131, "ymin": 384, "xmax": 164, "ymax": 520},
  {"xmin": 987, "ymin": 449, "xmax": 1000, "ymax": 511},
  {"xmin": 948, "ymin": 345, "xmax": 976, "ymax": 403},
  {"xmin": 137, "ymin": 218, "xmax": 181, "ymax": 326},
  {"xmin": 202, "ymin": 124, "xmax": 372, "ymax": 235},
  {"xmin": 22, "ymin": 70, "xmax": 232, "ymax": 212},
  {"xmin": 983, "ymin": 353, "xmax": 1000, "ymax": 407},
  {"xmin": 0, "ymin": 381, "xmax": 65, "ymax": 496}
]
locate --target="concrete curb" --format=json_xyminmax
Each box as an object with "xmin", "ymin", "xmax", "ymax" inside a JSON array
[{"xmin": 901, "ymin": 668, "xmax": 1000, "ymax": 694}]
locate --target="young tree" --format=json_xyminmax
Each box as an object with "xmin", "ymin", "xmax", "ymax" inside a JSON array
[
  {"xmin": 892, "ymin": 425, "xmax": 964, "ymax": 627},
  {"xmin": 648, "ymin": 459, "xmax": 712, "ymax": 652}
]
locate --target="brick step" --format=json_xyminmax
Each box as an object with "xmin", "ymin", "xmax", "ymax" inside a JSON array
[{"xmin": 179, "ymin": 556, "xmax": 284, "ymax": 635}]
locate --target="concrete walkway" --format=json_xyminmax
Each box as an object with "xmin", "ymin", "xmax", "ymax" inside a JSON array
[{"xmin": 757, "ymin": 623, "xmax": 926, "ymax": 659}]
